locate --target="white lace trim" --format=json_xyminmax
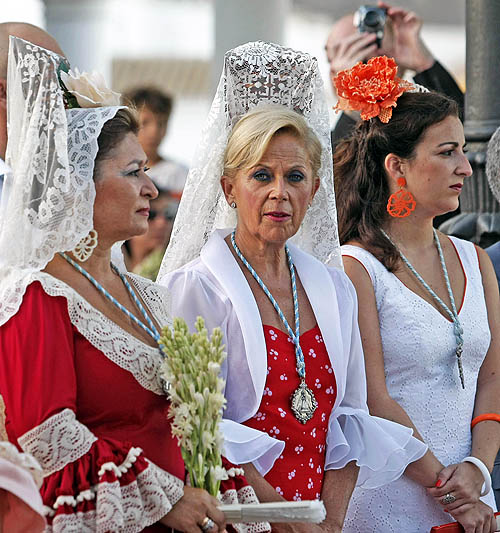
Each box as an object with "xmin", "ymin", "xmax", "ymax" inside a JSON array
[
  {"xmin": 219, "ymin": 486, "xmax": 271, "ymax": 533},
  {"xmin": 18, "ymin": 408, "xmax": 96, "ymax": 477},
  {"xmin": 33, "ymin": 271, "xmax": 171, "ymax": 395},
  {"xmin": 45, "ymin": 459, "xmax": 183, "ymax": 533}
]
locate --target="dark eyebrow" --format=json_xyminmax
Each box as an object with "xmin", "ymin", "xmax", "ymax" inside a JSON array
[
  {"xmin": 437, "ymin": 142, "xmax": 459, "ymax": 147},
  {"xmin": 127, "ymin": 159, "xmax": 148, "ymax": 167}
]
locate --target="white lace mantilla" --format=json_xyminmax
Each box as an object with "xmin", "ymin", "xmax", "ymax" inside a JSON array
[
  {"xmin": 45, "ymin": 459, "xmax": 184, "ymax": 533},
  {"xmin": 18, "ymin": 408, "xmax": 96, "ymax": 477},
  {"xmin": 0, "ymin": 37, "xmax": 122, "ymax": 328},
  {"xmin": 33, "ymin": 271, "xmax": 171, "ymax": 395},
  {"xmin": 158, "ymin": 40, "xmax": 341, "ymax": 279}
]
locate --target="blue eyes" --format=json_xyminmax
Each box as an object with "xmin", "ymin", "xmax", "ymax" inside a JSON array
[
  {"xmin": 253, "ymin": 170, "xmax": 270, "ymax": 181},
  {"xmin": 289, "ymin": 172, "xmax": 305, "ymax": 182},
  {"xmin": 252, "ymin": 169, "xmax": 305, "ymax": 182}
]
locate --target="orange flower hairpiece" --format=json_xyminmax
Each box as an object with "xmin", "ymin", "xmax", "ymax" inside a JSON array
[{"xmin": 333, "ymin": 56, "xmax": 414, "ymax": 123}]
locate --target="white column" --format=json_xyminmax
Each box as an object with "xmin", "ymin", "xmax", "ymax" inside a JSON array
[
  {"xmin": 213, "ymin": 0, "xmax": 290, "ymax": 89},
  {"xmin": 0, "ymin": 0, "xmax": 44, "ymax": 26},
  {"xmin": 44, "ymin": 0, "xmax": 112, "ymax": 79}
]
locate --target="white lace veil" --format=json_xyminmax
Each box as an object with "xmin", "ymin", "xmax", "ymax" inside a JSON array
[
  {"xmin": 0, "ymin": 37, "xmax": 122, "ymax": 326},
  {"xmin": 157, "ymin": 41, "xmax": 341, "ymax": 278},
  {"xmin": 486, "ymin": 126, "xmax": 500, "ymax": 204}
]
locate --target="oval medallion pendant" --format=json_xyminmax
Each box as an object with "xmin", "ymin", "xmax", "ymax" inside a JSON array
[{"xmin": 290, "ymin": 378, "xmax": 318, "ymax": 424}]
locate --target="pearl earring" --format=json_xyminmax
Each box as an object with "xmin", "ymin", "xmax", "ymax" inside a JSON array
[{"xmin": 230, "ymin": 201, "xmax": 236, "ymax": 209}]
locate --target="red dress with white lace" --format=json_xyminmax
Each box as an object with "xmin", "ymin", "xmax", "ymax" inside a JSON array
[
  {"xmin": 244, "ymin": 325, "xmax": 337, "ymax": 501},
  {"xmin": 0, "ymin": 278, "xmax": 267, "ymax": 533}
]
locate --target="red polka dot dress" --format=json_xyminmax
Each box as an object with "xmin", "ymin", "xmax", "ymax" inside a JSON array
[{"xmin": 244, "ymin": 324, "xmax": 337, "ymax": 501}]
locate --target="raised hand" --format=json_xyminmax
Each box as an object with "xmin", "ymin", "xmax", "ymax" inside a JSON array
[
  {"xmin": 326, "ymin": 31, "xmax": 378, "ymax": 83},
  {"xmin": 378, "ymin": 2, "xmax": 434, "ymax": 73}
]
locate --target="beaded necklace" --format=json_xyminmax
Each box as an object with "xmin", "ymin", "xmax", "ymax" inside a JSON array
[
  {"xmin": 381, "ymin": 229, "xmax": 465, "ymax": 388},
  {"xmin": 230, "ymin": 231, "xmax": 318, "ymax": 423}
]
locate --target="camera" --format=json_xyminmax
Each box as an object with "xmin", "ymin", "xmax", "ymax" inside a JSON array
[{"xmin": 353, "ymin": 5, "xmax": 387, "ymax": 48}]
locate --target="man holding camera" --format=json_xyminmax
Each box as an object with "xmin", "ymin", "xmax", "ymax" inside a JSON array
[{"xmin": 326, "ymin": 2, "xmax": 464, "ymax": 150}]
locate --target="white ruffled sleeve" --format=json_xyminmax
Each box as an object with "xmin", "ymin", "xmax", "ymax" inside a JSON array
[
  {"xmin": 161, "ymin": 266, "xmax": 284, "ymax": 476},
  {"xmin": 324, "ymin": 270, "xmax": 427, "ymax": 489}
]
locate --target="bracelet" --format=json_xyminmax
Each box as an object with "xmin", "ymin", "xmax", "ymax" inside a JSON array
[
  {"xmin": 471, "ymin": 413, "xmax": 500, "ymax": 429},
  {"xmin": 461, "ymin": 456, "xmax": 492, "ymax": 496}
]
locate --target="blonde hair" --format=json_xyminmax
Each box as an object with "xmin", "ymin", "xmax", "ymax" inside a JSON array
[{"xmin": 223, "ymin": 105, "xmax": 322, "ymax": 180}]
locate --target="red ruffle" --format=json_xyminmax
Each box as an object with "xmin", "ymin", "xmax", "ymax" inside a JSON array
[{"xmin": 42, "ymin": 436, "xmax": 148, "ymax": 522}]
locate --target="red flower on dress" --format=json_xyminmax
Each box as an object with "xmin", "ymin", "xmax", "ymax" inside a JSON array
[{"xmin": 333, "ymin": 56, "xmax": 414, "ymax": 123}]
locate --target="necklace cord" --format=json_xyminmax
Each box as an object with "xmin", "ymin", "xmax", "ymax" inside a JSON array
[
  {"xmin": 381, "ymin": 229, "xmax": 465, "ymax": 388},
  {"xmin": 230, "ymin": 232, "xmax": 306, "ymax": 379},
  {"xmin": 59, "ymin": 252, "xmax": 161, "ymax": 343}
]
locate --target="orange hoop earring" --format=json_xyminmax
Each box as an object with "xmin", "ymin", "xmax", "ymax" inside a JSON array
[{"xmin": 387, "ymin": 178, "xmax": 416, "ymax": 218}]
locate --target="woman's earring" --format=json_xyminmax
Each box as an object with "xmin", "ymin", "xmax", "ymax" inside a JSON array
[
  {"xmin": 230, "ymin": 201, "xmax": 237, "ymax": 209},
  {"xmin": 387, "ymin": 177, "xmax": 416, "ymax": 218},
  {"xmin": 72, "ymin": 229, "xmax": 98, "ymax": 262}
]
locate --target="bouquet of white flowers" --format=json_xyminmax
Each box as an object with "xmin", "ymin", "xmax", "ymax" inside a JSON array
[{"xmin": 159, "ymin": 316, "xmax": 227, "ymax": 497}]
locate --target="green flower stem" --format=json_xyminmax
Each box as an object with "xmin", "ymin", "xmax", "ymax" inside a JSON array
[{"xmin": 160, "ymin": 317, "xmax": 226, "ymax": 497}]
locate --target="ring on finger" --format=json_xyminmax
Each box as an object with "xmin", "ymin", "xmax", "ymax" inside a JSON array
[
  {"xmin": 441, "ymin": 493, "xmax": 456, "ymax": 506},
  {"xmin": 201, "ymin": 516, "xmax": 215, "ymax": 532}
]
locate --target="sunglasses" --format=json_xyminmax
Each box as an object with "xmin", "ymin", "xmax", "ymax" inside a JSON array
[{"xmin": 148, "ymin": 207, "xmax": 177, "ymax": 221}]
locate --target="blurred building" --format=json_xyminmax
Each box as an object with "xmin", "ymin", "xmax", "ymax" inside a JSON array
[{"xmin": 3, "ymin": 0, "xmax": 465, "ymax": 166}]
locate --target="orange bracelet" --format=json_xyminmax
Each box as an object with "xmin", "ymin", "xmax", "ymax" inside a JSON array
[{"xmin": 471, "ymin": 413, "xmax": 500, "ymax": 429}]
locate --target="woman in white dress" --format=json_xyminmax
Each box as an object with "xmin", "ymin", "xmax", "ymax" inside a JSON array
[
  {"xmin": 333, "ymin": 57, "xmax": 500, "ymax": 532},
  {"xmin": 158, "ymin": 42, "xmax": 427, "ymax": 533}
]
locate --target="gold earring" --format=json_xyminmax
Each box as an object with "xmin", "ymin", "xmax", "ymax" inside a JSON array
[{"xmin": 72, "ymin": 229, "xmax": 98, "ymax": 262}]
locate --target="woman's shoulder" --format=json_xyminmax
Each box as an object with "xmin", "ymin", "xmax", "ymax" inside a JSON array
[
  {"xmin": 289, "ymin": 243, "xmax": 359, "ymax": 303},
  {"xmin": 447, "ymin": 234, "xmax": 477, "ymax": 254},
  {"xmin": 159, "ymin": 255, "xmax": 230, "ymax": 304},
  {"xmin": 2, "ymin": 275, "xmax": 72, "ymax": 332},
  {"xmin": 446, "ymin": 234, "xmax": 482, "ymax": 272},
  {"xmin": 341, "ymin": 242, "xmax": 378, "ymax": 262},
  {"xmin": 341, "ymin": 242, "xmax": 386, "ymax": 286}
]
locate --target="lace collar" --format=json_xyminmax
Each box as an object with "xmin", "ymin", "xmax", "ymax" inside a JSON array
[{"xmin": 33, "ymin": 272, "xmax": 172, "ymax": 395}]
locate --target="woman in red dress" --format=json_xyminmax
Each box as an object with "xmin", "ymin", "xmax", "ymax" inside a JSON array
[{"xmin": 0, "ymin": 37, "xmax": 264, "ymax": 533}]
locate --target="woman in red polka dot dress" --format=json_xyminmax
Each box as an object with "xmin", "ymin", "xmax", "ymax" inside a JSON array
[
  {"xmin": 245, "ymin": 326, "xmax": 337, "ymax": 502},
  {"xmin": 163, "ymin": 103, "xmax": 427, "ymax": 532}
]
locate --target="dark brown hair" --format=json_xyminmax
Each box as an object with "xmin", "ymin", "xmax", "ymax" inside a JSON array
[
  {"xmin": 94, "ymin": 107, "xmax": 139, "ymax": 172},
  {"xmin": 123, "ymin": 87, "xmax": 173, "ymax": 119},
  {"xmin": 334, "ymin": 91, "xmax": 459, "ymax": 271}
]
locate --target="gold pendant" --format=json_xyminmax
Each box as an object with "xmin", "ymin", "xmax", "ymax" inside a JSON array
[{"xmin": 290, "ymin": 378, "xmax": 318, "ymax": 424}]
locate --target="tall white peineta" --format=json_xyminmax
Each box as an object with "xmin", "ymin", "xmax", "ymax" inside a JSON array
[{"xmin": 157, "ymin": 40, "xmax": 342, "ymax": 280}]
